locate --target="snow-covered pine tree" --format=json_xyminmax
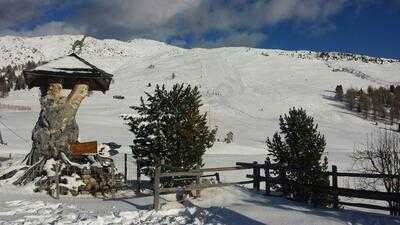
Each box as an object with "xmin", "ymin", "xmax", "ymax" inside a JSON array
[
  {"xmin": 124, "ymin": 83, "xmax": 216, "ymax": 180},
  {"xmin": 266, "ymin": 108, "xmax": 328, "ymax": 204}
]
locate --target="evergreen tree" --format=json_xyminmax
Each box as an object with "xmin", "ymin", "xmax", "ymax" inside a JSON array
[
  {"xmin": 359, "ymin": 90, "xmax": 370, "ymax": 118},
  {"xmin": 367, "ymin": 86, "xmax": 374, "ymax": 99},
  {"xmin": 266, "ymin": 108, "xmax": 328, "ymax": 203},
  {"xmin": 345, "ymin": 88, "xmax": 357, "ymax": 110},
  {"xmin": 371, "ymin": 89, "xmax": 385, "ymax": 120},
  {"xmin": 356, "ymin": 89, "xmax": 364, "ymax": 113},
  {"xmin": 123, "ymin": 84, "xmax": 216, "ymax": 179},
  {"xmin": 391, "ymin": 96, "xmax": 400, "ymax": 124},
  {"xmin": 335, "ymin": 85, "xmax": 344, "ymax": 101},
  {"xmin": 394, "ymin": 86, "xmax": 400, "ymax": 97}
]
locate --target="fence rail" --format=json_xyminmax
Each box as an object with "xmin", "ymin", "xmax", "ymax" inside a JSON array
[
  {"xmin": 0, "ymin": 103, "xmax": 31, "ymax": 111},
  {"xmin": 152, "ymin": 165, "xmax": 250, "ymax": 209},
  {"xmin": 133, "ymin": 158, "xmax": 400, "ymax": 215},
  {"xmin": 236, "ymin": 161, "xmax": 400, "ymax": 216}
]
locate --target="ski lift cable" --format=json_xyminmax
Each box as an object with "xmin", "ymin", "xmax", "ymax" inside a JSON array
[{"xmin": 0, "ymin": 119, "xmax": 29, "ymax": 143}]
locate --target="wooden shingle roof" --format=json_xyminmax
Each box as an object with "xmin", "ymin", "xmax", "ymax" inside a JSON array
[{"xmin": 23, "ymin": 53, "xmax": 113, "ymax": 93}]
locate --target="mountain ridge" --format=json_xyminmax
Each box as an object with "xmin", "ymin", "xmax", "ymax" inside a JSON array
[{"xmin": 0, "ymin": 35, "xmax": 398, "ymax": 69}]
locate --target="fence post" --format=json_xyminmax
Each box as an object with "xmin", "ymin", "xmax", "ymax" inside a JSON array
[
  {"xmin": 124, "ymin": 154, "xmax": 128, "ymax": 185},
  {"xmin": 153, "ymin": 163, "xmax": 161, "ymax": 210},
  {"xmin": 55, "ymin": 162, "xmax": 60, "ymax": 200},
  {"xmin": 215, "ymin": 172, "xmax": 221, "ymax": 183},
  {"xmin": 265, "ymin": 158, "xmax": 271, "ymax": 195},
  {"xmin": 195, "ymin": 164, "xmax": 201, "ymax": 198},
  {"xmin": 111, "ymin": 169, "xmax": 116, "ymax": 199},
  {"xmin": 332, "ymin": 165, "xmax": 339, "ymax": 209},
  {"xmin": 253, "ymin": 161, "xmax": 260, "ymax": 191},
  {"xmin": 136, "ymin": 159, "xmax": 141, "ymax": 194}
]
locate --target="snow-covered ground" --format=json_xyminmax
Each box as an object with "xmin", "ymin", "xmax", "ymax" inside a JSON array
[
  {"xmin": 1, "ymin": 35, "xmax": 400, "ymax": 224},
  {"xmin": 0, "ymin": 185, "xmax": 399, "ymax": 225}
]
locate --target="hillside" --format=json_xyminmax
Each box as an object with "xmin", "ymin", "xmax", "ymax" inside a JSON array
[{"xmin": 1, "ymin": 35, "xmax": 400, "ymax": 170}]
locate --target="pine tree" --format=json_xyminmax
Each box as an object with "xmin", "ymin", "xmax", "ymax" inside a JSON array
[
  {"xmin": 266, "ymin": 108, "xmax": 328, "ymax": 203},
  {"xmin": 391, "ymin": 96, "xmax": 400, "ymax": 124},
  {"xmin": 367, "ymin": 86, "xmax": 374, "ymax": 99},
  {"xmin": 123, "ymin": 84, "xmax": 216, "ymax": 180},
  {"xmin": 356, "ymin": 89, "xmax": 364, "ymax": 113},
  {"xmin": 345, "ymin": 88, "xmax": 357, "ymax": 110},
  {"xmin": 335, "ymin": 85, "xmax": 344, "ymax": 101},
  {"xmin": 371, "ymin": 89, "xmax": 386, "ymax": 120},
  {"xmin": 359, "ymin": 90, "xmax": 370, "ymax": 118}
]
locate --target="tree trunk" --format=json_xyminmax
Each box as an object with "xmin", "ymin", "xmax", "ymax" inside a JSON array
[
  {"xmin": 26, "ymin": 83, "xmax": 88, "ymax": 165},
  {"xmin": 11, "ymin": 82, "xmax": 123, "ymax": 197}
]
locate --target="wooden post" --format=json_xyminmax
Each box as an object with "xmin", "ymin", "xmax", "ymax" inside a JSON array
[
  {"xmin": 110, "ymin": 173, "xmax": 116, "ymax": 199},
  {"xmin": 195, "ymin": 164, "xmax": 201, "ymax": 198},
  {"xmin": 124, "ymin": 153, "xmax": 127, "ymax": 185},
  {"xmin": 0, "ymin": 128, "xmax": 4, "ymax": 145},
  {"xmin": 253, "ymin": 161, "xmax": 260, "ymax": 191},
  {"xmin": 153, "ymin": 163, "xmax": 161, "ymax": 210},
  {"xmin": 55, "ymin": 162, "xmax": 60, "ymax": 199},
  {"xmin": 136, "ymin": 158, "xmax": 141, "ymax": 194},
  {"xmin": 215, "ymin": 172, "xmax": 221, "ymax": 183},
  {"xmin": 265, "ymin": 158, "xmax": 271, "ymax": 195},
  {"xmin": 332, "ymin": 165, "xmax": 339, "ymax": 209}
]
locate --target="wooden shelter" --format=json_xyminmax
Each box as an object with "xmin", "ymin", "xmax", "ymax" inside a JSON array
[{"xmin": 23, "ymin": 53, "xmax": 113, "ymax": 93}]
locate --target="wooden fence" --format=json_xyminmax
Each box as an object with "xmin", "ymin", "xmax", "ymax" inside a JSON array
[
  {"xmin": 236, "ymin": 161, "xmax": 400, "ymax": 215},
  {"xmin": 0, "ymin": 103, "xmax": 31, "ymax": 111},
  {"xmin": 136, "ymin": 159, "xmax": 400, "ymax": 215},
  {"xmin": 156, "ymin": 161, "xmax": 400, "ymax": 214},
  {"xmin": 152, "ymin": 165, "xmax": 251, "ymax": 210}
]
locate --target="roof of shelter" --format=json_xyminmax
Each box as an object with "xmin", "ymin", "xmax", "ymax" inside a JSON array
[
  {"xmin": 23, "ymin": 53, "xmax": 113, "ymax": 93},
  {"xmin": 31, "ymin": 53, "xmax": 113, "ymax": 77}
]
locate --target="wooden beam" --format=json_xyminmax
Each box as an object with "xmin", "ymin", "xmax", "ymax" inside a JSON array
[
  {"xmin": 332, "ymin": 165, "xmax": 339, "ymax": 209},
  {"xmin": 340, "ymin": 201, "xmax": 390, "ymax": 211},
  {"xmin": 159, "ymin": 171, "xmax": 202, "ymax": 178},
  {"xmin": 191, "ymin": 166, "xmax": 248, "ymax": 172},
  {"xmin": 236, "ymin": 162, "xmax": 280, "ymax": 170},
  {"xmin": 159, "ymin": 180, "xmax": 253, "ymax": 194}
]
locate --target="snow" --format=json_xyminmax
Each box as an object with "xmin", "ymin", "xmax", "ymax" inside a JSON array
[
  {"xmin": 0, "ymin": 186, "xmax": 399, "ymax": 225},
  {"xmin": 60, "ymin": 173, "xmax": 85, "ymax": 193},
  {"xmin": 43, "ymin": 158, "xmax": 58, "ymax": 176},
  {"xmin": 34, "ymin": 55, "xmax": 92, "ymax": 72},
  {"xmin": 1, "ymin": 35, "xmax": 400, "ymax": 224}
]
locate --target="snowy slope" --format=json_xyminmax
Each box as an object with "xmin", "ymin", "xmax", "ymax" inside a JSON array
[
  {"xmin": 1, "ymin": 35, "xmax": 400, "ymax": 170},
  {"xmin": 0, "ymin": 186, "xmax": 399, "ymax": 225}
]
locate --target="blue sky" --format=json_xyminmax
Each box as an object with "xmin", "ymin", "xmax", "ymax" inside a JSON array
[{"xmin": 1, "ymin": 0, "xmax": 399, "ymax": 59}]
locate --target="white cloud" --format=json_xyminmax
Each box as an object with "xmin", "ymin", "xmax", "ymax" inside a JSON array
[
  {"xmin": 0, "ymin": 0, "xmax": 53, "ymax": 30},
  {"xmin": 0, "ymin": 0, "xmax": 386, "ymax": 47},
  {"xmin": 200, "ymin": 32, "xmax": 268, "ymax": 48},
  {"xmin": 29, "ymin": 22, "xmax": 84, "ymax": 36}
]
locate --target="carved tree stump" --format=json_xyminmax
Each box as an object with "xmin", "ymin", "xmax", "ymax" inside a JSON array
[
  {"xmin": 13, "ymin": 82, "xmax": 123, "ymax": 196},
  {"xmin": 26, "ymin": 83, "xmax": 88, "ymax": 165}
]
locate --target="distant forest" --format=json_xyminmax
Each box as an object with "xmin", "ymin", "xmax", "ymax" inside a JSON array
[
  {"xmin": 0, "ymin": 61, "xmax": 44, "ymax": 98},
  {"xmin": 335, "ymin": 84, "xmax": 400, "ymax": 129}
]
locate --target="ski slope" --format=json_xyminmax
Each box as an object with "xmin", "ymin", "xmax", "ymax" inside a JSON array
[
  {"xmin": 1, "ymin": 35, "xmax": 400, "ymax": 225},
  {"xmin": 1, "ymin": 35, "xmax": 400, "ymax": 171}
]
